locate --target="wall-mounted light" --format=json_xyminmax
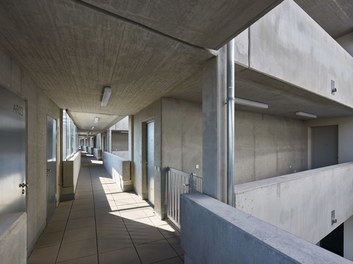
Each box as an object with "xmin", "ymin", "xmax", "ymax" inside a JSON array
[
  {"xmin": 295, "ymin": 111, "xmax": 317, "ymax": 119},
  {"xmin": 94, "ymin": 117, "xmax": 100, "ymax": 123},
  {"xmin": 234, "ymin": 97, "xmax": 268, "ymax": 109},
  {"xmin": 101, "ymin": 86, "xmax": 112, "ymax": 107}
]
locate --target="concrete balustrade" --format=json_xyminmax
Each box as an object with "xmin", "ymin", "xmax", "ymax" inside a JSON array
[
  {"xmin": 0, "ymin": 212, "xmax": 26, "ymax": 264},
  {"xmin": 235, "ymin": 162, "xmax": 353, "ymax": 244},
  {"xmin": 103, "ymin": 152, "xmax": 132, "ymax": 192},
  {"xmin": 60, "ymin": 151, "xmax": 81, "ymax": 201},
  {"xmin": 93, "ymin": 148, "xmax": 102, "ymax": 160},
  {"xmin": 181, "ymin": 193, "xmax": 352, "ymax": 264}
]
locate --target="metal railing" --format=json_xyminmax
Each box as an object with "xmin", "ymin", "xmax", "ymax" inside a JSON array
[{"xmin": 166, "ymin": 167, "xmax": 202, "ymax": 228}]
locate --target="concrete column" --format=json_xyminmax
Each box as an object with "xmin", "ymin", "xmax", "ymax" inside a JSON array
[
  {"xmin": 128, "ymin": 115, "xmax": 134, "ymax": 161},
  {"xmin": 344, "ymin": 215, "xmax": 353, "ymax": 261},
  {"xmin": 202, "ymin": 47, "xmax": 227, "ymax": 203},
  {"xmin": 107, "ymin": 129, "xmax": 112, "ymax": 153}
]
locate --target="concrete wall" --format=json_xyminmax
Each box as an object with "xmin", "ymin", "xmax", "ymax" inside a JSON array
[
  {"xmin": 162, "ymin": 98, "xmax": 202, "ymax": 176},
  {"xmin": 0, "ymin": 213, "xmax": 27, "ymax": 264},
  {"xmin": 305, "ymin": 117, "xmax": 353, "ymax": 164},
  {"xmin": 0, "ymin": 47, "xmax": 61, "ymax": 253},
  {"xmin": 337, "ymin": 32, "xmax": 353, "ymax": 57},
  {"xmin": 110, "ymin": 116, "xmax": 129, "ymax": 131},
  {"xmin": 93, "ymin": 148, "xmax": 102, "ymax": 160},
  {"xmin": 234, "ymin": 0, "xmax": 353, "ymax": 108},
  {"xmin": 61, "ymin": 151, "xmax": 81, "ymax": 201},
  {"xmin": 111, "ymin": 132, "xmax": 128, "ymax": 151},
  {"xmin": 344, "ymin": 216, "xmax": 353, "ymax": 261},
  {"xmin": 235, "ymin": 162, "xmax": 353, "ymax": 244},
  {"xmin": 235, "ymin": 111, "xmax": 307, "ymax": 184},
  {"xmin": 181, "ymin": 193, "xmax": 351, "ymax": 264},
  {"xmin": 133, "ymin": 100, "xmax": 162, "ymax": 201},
  {"xmin": 103, "ymin": 152, "xmax": 132, "ymax": 192}
]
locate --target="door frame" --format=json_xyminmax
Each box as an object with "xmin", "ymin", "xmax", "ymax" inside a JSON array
[{"xmin": 141, "ymin": 119, "xmax": 154, "ymax": 203}]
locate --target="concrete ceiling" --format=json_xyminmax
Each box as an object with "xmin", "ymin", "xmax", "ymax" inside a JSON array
[
  {"xmin": 295, "ymin": 0, "xmax": 353, "ymax": 39},
  {"xmin": 70, "ymin": 112, "xmax": 122, "ymax": 133},
  {"xmin": 0, "ymin": 0, "xmax": 281, "ymax": 131},
  {"xmin": 167, "ymin": 68, "xmax": 353, "ymax": 120}
]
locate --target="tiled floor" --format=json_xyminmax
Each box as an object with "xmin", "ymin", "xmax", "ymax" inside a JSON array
[{"xmin": 28, "ymin": 155, "xmax": 183, "ymax": 264}]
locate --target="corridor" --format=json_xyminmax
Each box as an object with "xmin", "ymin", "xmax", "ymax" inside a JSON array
[{"xmin": 28, "ymin": 155, "xmax": 183, "ymax": 264}]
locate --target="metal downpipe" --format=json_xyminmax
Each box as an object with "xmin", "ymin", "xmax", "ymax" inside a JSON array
[{"xmin": 226, "ymin": 39, "xmax": 235, "ymax": 207}]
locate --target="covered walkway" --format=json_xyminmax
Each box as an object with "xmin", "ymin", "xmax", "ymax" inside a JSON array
[{"xmin": 28, "ymin": 155, "xmax": 183, "ymax": 264}]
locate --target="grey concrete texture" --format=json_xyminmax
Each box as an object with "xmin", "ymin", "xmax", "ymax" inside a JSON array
[
  {"xmin": 111, "ymin": 132, "xmax": 128, "ymax": 152},
  {"xmin": 161, "ymin": 98, "xmax": 202, "ymax": 176},
  {"xmin": 103, "ymin": 151, "xmax": 133, "ymax": 191},
  {"xmin": 0, "ymin": 47, "xmax": 61, "ymax": 253},
  {"xmin": 77, "ymin": 0, "xmax": 282, "ymax": 49},
  {"xmin": 294, "ymin": 0, "xmax": 353, "ymax": 39},
  {"xmin": 235, "ymin": 111, "xmax": 307, "ymax": 184},
  {"xmin": 202, "ymin": 48, "xmax": 228, "ymax": 203},
  {"xmin": 181, "ymin": 193, "xmax": 353, "ymax": 264},
  {"xmin": 344, "ymin": 216, "xmax": 353, "ymax": 261},
  {"xmin": 305, "ymin": 117, "xmax": 353, "ymax": 165},
  {"xmin": 247, "ymin": 0, "xmax": 353, "ymax": 109},
  {"xmin": 0, "ymin": 213, "xmax": 26, "ymax": 264},
  {"xmin": 61, "ymin": 151, "xmax": 81, "ymax": 201},
  {"xmin": 235, "ymin": 162, "xmax": 353, "ymax": 244},
  {"xmin": 337, "ymin": 32, "xmax": 353, "ymax": 57}
]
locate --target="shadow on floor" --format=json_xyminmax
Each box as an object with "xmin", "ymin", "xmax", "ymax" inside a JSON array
[{"xmin": 28, "ymin": 153, "xmax": 183, "ymax": 264}]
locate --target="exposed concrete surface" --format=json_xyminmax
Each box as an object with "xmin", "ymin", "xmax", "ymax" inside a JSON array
[
  {"xmin": 0, "ymin": 212, "xmax": 26, "ymax": 264},
  {"xmin": 110, "ymin": 116, "xmax": 129, "ymax": 131},
  {"xmin": 162, "ymin": 98, "xmax": 202, "ymax": 176},
  {"xmin": 93, "ymin": 148, "xmax": 102, "ymax": 160},
  {"xmin": 305, "ymin": 117, "xmax": 353, "ymax": 164},
  {"xmin": 0, "ymin": 47, "xmax": 61, "ymax": 253},
  {"xmin": 111, "ymin": 132, "xmax": 128, "ymax": 151},
  {"xmin": 133, "ymin": 100, "xmax": 161, "ymax": 199},
  {"xmin": 202, "ymin": 48, "xmax": 227, "ymax": 202},
  {"xmin": 249, "ymin": 0, "xmax": 353, "ymax": 109},
  {"xmin": 337, "ymin": 32, "xmax": 353, "ymax": 57},
  {"xmin": 235, "ymin": 162, "xmax": 353, "ymax": 243},
  {"xmin": 80, "ymin": 0, "xmax": 282, "ymax": 49},
  {"xmin": 235, "ymin": 111, "xmax": 307, "ymax": 184},
  {"xmin": 61, "ymin": 151, "xmax": 81, "ymax": 201},
  {"xmin": 181, "ymin": 193, "xmax": 352, "ymax": 264},
  {"xmin": 295, "ymin": 0, "xmax": 353, "ymax": 39},
  {"xmin": 103, "ymin": 151, "xmax": 132, "ymax": 191},
  {"xmin": 344, "ymin": 215, "xmax": 353, "ymax": 261}
]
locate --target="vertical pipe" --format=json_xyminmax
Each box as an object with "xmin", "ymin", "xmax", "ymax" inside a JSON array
[{"xmin": 227, "ymin": 39, "xmax": 235, "ymax": 207}]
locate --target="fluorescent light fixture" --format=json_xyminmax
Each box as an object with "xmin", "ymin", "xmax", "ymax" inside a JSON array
[
  {"xmin": 234, "ymin": 97, "xmax": 268, "ymax": 109},
  {"xmin": 296, "ymin": 111, "xmax": 317, "ymax": 119},
  {"xmin": 101, "ymin": 86, "xmax": 112, "ymax": 107},
  {"xmin": 94, "ymin": 117, "xmax": 100, "ymax": 123}
]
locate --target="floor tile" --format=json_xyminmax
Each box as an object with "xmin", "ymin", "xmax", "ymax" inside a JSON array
[
  {"xmin": 135, "ymin": 240, "xmax": 177, "ymax": 264},
  {"xmin": 28, "ymin": 245, "xmax": 59, "ymax": 264},
  {"xmin": 153, "ymin": 257, "xmax": 183, "ymax": 264},
  {"xmin": 35, "ymin": 231, "xmax": 64, "ymax": 248},
  {"xmin": 99, "ymin": 247, "xmax": 141, "ymax": 264},
  {"xmin": 62, "ymin": 226, "xmax": 96, "ymax": 243},
  {"xmin": 57, "ymin": 254, "xmax": 98, "ymax": 264},
  {"xmin": 57, "ymin": 238, "xmax": 97, "ymax": 262},
  {"xmin": 129, "ymin": 226, "xmax": 165, "ymax": 245}
]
